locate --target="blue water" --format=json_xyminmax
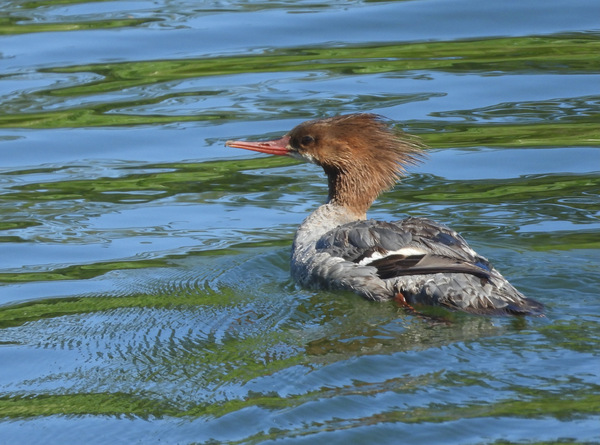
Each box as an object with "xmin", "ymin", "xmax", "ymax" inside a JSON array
[{"xmin": 1, "ymin": 0, "xmax": 600, "ymax": 444}]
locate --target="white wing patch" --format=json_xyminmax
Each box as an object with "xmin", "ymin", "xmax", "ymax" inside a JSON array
[{"xmin": 357, "ymin": 247, "xmax": 427, "ymax": 266}]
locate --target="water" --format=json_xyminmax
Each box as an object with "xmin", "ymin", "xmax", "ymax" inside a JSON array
[{"xmin": 1, "ymin": 0, "xmax": 600, "ymax": 443}]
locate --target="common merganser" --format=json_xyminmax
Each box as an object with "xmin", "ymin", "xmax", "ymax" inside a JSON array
[{"xmin": 226, "ymin": 113, "xmax": 544, "ymax": 316}]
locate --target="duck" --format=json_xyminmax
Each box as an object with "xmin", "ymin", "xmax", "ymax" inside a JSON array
[{"xmin": 226, "ymin": 113, "xmax": 544, "ymax": 316}]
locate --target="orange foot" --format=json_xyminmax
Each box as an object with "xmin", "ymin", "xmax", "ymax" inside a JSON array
[
  {"xmin": 394, "ymin": 291, "xmax": 416, "ymax": 312},
  {"xmin": 394, "ymin": 291, "xmax": 451, "ymax": 325}
]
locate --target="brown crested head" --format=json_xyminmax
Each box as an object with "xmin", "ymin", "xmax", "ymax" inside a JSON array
[
  {"xmin": 226, "ymin": 113, "xmax": 426, "ymax": 218},
  {"xmin": 286, "ymin": 113, "xmax": 426, "ymax": 217}
]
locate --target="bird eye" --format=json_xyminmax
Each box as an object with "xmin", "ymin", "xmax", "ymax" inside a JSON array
[{"xmin": 300, "ymin": 135, "xmax": 315, "ymax": 146}]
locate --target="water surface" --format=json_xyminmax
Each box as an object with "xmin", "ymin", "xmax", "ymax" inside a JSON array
[{"xmin": 1, "ymin": 0, "xmax": 599, "ymax": 444}]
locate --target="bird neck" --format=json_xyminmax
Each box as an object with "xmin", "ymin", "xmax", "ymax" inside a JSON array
[{"xmin": 324, "ymin": 165, "xmax": 389, "ymax": 219}]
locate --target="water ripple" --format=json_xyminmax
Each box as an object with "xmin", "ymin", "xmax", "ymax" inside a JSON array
[{"xmin": 1, "ymin": 0, "xmax": 600, "ymax": 443}]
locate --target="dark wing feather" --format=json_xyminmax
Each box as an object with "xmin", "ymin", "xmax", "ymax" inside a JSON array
[{"xmin": 368, "ymin": 253, "xmax": 491, "ymax": 280}]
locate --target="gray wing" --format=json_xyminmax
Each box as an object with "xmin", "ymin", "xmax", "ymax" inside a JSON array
[
  {"xmin": 315, "ymin": 217, "xmax": 491, "ymax": 276},
  {"xmin": 315, "ymin": 217, "xmax": 543, "ymax": 316}
]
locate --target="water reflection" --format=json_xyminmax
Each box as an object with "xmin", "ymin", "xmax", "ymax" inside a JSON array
[{"xmin": 1, "ymin": 0, "xmax": 599, "ymax": 443}]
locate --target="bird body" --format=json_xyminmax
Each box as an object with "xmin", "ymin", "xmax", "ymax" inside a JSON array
[{"xmin": 226, "ymin": 114, "xmax": 543, "ymax": 316}]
